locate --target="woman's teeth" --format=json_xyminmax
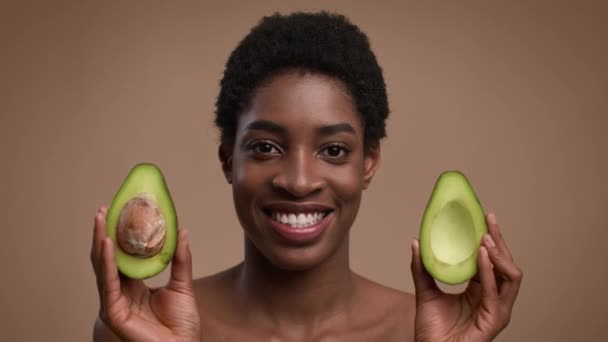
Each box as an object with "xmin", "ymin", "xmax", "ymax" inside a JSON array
[{"xmin": 271, "ymin": 212, "xmax": 327, "ymax": 228}]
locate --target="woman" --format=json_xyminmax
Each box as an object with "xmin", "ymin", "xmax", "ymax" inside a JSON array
[{"xmin": 91, "ymin": 11, "xmax": 522, "ymax": 341}]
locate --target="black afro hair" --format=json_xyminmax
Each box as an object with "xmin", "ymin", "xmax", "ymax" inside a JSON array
[{"xmin": 214, "ymin": 11, "xmax": 389, "ymax": 152}]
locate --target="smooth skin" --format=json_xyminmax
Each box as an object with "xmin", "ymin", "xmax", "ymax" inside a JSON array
[{"xmin": 91, "ymin": 72, "xmax": 522, "ymax": 341}]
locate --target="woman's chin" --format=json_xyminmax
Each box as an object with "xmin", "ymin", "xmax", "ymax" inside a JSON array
[
  {"xmin": 265, "ymin": 245, "xmax": 330, "ymax": 271},
  {"xmin": 246, "ymin": 239, "xmax": 338, "ymax": 272}
]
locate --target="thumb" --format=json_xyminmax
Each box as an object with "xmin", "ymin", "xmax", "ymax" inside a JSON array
[
  {"xmin": 169, "ymin": 228, "xmax": 194, "ymax": 290},
  {"xmin": 410, "ymin": 239, "xmax": 440, "ymax": 301}
]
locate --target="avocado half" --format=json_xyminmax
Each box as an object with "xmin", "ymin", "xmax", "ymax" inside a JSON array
[
  {"xmin": 419, "ymin": 171, "xmax": 487, "ymax": 285},
  {"xmin": 106, "ymin": 163, "xmax": 178, "ymax": 280}
]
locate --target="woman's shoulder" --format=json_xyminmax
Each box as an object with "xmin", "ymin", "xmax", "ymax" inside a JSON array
[
  {"xmin": 192, "ymin": 264, "xmax": 240, "ymax": 308},
  {"xmin": 345, "ymin": 272, "xmax": 416, "ymax": 340},
  {"xmin": 352, "ymin": 272, "xmax": 416, "ymax": 320}
]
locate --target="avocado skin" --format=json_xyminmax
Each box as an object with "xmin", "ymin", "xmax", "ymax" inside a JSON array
[
  {"xmin": 105, "ymin": 163, "xmax": 178, "ymax": 280},
  {"xmin": 419, "ymin": 170, "xmax": 488, "ymax": 285}
]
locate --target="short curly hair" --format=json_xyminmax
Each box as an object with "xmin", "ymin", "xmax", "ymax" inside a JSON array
[{"xmin": 214, "ymin": 11, "xmax": 389, "ymax": 152}]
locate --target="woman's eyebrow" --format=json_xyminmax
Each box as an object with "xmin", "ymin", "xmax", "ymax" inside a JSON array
[
  {"xmin": 317, "ymin": 123, "xmax": 356, "ymax": 136},
  {"xmin": 245, "ymin": 120, "xmax": 286, "ymax": 135},
  {"xmin": 244, "ymin": 120, "xmax": 356, "ymax": 136}
]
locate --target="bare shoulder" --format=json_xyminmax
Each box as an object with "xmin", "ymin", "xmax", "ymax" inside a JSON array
[
  {"xmin": 192, "ymin": 265, "xmax": 238, "ymax": 296},
  {"xmin": 352, "ymin": 272, "xmax": 416, "ymax": 340},
  {"xmin": 192, "ymin": 263, "xmax": 242, "ymax": 319},
  {"xmin": 354, "ymin": 272, "xmax": 415, "ymax": 312},
  {"xmin": 192, "ymin": 264, "xmax": 261, "ymax": 341}
]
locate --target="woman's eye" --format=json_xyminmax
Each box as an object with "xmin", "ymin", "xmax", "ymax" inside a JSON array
[
  {"xmin": 326, "ymin": 145, "xmax": 342, "ymax": 157},
  {"xmin": 249, "ymin": 141, "xmax": 280, "ymax": 155},
  {"xmin": 322, "ymin": 144, "xmax": 350, "ymax": 159},
  {"xmin": 257, "ymin": 143, "xmax": 274, "ymax": 153}
]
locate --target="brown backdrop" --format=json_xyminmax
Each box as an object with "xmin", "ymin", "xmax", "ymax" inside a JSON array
[{"xmin": 1, "ymin": 1, "xmax": 606, "ymax": 341}]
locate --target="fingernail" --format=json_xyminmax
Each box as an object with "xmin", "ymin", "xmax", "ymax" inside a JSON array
[
  {"xmin": 480, "ymin": 246, "xmax": 488, "ymax": 257},
  {"xmin": 484, "ymin": 234, "xmax": 495, "ymax": 247},
  {"xmin": 488, "ymin": 213, "xmax": 497, "ymax": 225},
  {"xmin": 411, "ymin": 239, "xmax": 419, "ymax": 253}
]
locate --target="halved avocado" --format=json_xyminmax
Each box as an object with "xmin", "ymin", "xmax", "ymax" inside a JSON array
[
  {"xmin": 419, "ymin": 171, "xmax": 487, "ymax": 285},
  {"xmin": 106, "ymin": 163, "xmax": 178, "ymax": 280}
]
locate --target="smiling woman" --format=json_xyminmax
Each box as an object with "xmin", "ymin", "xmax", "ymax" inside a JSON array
[
  {"xmin": 91, "ymin": 10, "xmax": 522, "ymax": 342},
  {"xmin": 224, "ymin": 71, "xmax": 376, "ymax": 273}
]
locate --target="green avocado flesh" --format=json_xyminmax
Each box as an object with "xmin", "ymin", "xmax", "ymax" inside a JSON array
[
  {"xmin": 106, "ymin": 163, "xmax": 177, "ymax": 280},
  {"xmin": 419, "ymin": 171, "xmax": 487, "ymax": 285}
]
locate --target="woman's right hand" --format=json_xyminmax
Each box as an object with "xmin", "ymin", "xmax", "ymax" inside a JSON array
[{"xmin": 90, "ymin": 205, "xmax": 201, "ymax": 342}]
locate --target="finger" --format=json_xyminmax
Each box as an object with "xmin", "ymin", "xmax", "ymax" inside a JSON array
[
  {"xmin": 485, "ymin": 240, "xmax": 523, "ymax": 308},
  {"xmin": 101, "ymin": 237, "xmax": 122, "ymax": 309},
  {"xmin": 410, "ymin": 239, "xmax": 440, "ymax": 301},
  {"xmin": 465, "ymin": 254, "xmax": 498, "ymax": 299},
  {"xmin": 479, "ymin": 246, "xmax": 500, "ymax": 313},
  {"xmin": 481, "ymin": 233, "xmax": 505, "ymax": 290},
  {"xmin": 91, "ymin": 205, "xmax": 108, "ymax": 278},
  {"xmin": 486, "ymin": 213, "xmax": 513, "ymax": 261},
  {"xmin": 169, "ymin": 229, "xmax": 194, "ymax": 290},
  {"xmin": 92, "ymin": 207, "xmax": 145, "ymax": 297}
]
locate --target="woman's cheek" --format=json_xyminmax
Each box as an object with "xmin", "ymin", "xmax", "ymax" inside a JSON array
[
  {"xmin": 325, "ymin": 163, "xmax": 364, "ymax": 201},
  {"xmin": 235, "ymin": 160, "xmax": 269, "ymax": 191}
]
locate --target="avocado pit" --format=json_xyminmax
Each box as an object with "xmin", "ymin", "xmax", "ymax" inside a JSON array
[{"xmin": 116, "ymin": 194, "xmax": 166, "ymax": 257}]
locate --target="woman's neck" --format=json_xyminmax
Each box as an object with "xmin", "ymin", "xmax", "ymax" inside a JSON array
[{"xmin": 235, "ymin": 236, "xmax": 356, "ymax": 329}]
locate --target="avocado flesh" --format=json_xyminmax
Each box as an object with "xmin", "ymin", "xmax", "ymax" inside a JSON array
[
  {"xmin": 419, "ymin": 171, "xmax": 487, "ymax": 285},
  {"xmin": 106, "ymin": 163, "xmax": 177, "ymax": 280}
]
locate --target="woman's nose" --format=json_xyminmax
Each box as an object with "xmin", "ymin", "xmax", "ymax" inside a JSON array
[{"xmin": 271, "ymin": 150, "xmax": 325, "ymax": 198}]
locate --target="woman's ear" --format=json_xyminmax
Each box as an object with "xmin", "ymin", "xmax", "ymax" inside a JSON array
[
  {"xmin": 218, "ymin": 144, "xmax": 233, "ymax": 184},
  {"xmin": 362, "ymin": 142, "xmax": 381, "ymax": 190}
]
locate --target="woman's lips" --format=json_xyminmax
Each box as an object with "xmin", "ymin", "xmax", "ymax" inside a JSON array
[{"xmin": 263, "ymin": 210, "xmax": 334, "ymax": 244}]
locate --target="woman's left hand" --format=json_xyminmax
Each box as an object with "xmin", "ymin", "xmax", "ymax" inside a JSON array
[{"xmin": 411, "ymin": 212, "xmax": 523, "ymax": 342}]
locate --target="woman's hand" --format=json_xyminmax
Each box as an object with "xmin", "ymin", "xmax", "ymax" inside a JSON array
[
  {"xmin": 411, "ymin": 213, "xmax": 523, "ymax": 342},
  {"xmin": 90, "ymin": 205, "xmax": 201, "ymax": 342}
]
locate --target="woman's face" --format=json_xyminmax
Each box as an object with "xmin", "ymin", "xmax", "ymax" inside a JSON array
[{"xmin": 221, "ymin": 71, "xmax": 380, "ymax": 270}]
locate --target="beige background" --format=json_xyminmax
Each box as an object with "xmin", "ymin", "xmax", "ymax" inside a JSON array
[{"xmin": 1, "ymin": 1, "xmax": 606, "ymax": 341}]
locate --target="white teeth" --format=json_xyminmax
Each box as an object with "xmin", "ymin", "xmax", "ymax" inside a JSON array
[
  {"xmin": 297, "ymin": 213, "xmax": 306, "ymax": 226},
  {"xmin": 270, "ymin": 211, "xmax": 328, "ymax": 228},
  {"xmin": 288, "ymin": 214, "xmax": 297, "ymax": 225}
]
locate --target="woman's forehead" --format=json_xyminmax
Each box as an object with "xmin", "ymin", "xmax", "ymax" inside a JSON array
[{"xmin": 238, "ymin": 72, "xmax": 362, "ymax": 133}]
